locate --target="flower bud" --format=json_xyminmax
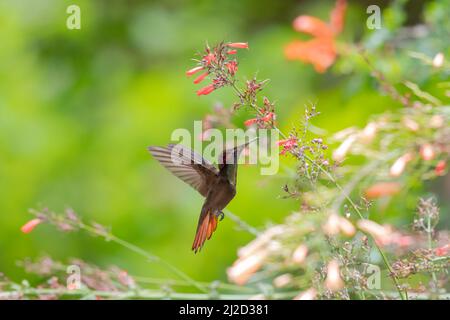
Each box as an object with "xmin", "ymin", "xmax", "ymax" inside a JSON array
[
  {"xmin": 432, "ymin": 52, "xmax": 444, "ymax": 68},
  {"xmin": 293, "ymin": 288, "xmax": 317, "ymax": 300},
  {"xmin": 21, "ymin": 218, "xmax": 43, "ymax": 234},
  {"xmin": 325, "ymin": 260, "xmax": 344, "ymax": 292},
  {"xmin": 333, "ymin": 135, "xmax": 356, "ymax": 162},
  {"xmin": 420, "ymin": 144, "xmax": 435, "ymax": 161},
  {"xmin": 292, "ymin": 244, "xmax": 308, "ymax": 264},
  {"xmin": 390, "ymin": 153, "xmax": 413, "ymax": 177}
]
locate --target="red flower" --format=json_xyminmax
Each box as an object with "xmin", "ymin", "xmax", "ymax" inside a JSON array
[
  {"xmin": 193, "ymin": 72, "xmax": 209, "ymax": 84},
  {"xmin": 21, "ymin": 218, "xmax": 43, "ymax": 234},
  {"xmin": 277, "ymin": 137, "xmax": 298, "ymax": 155},
  {"xmin": 435, "ymin": 160, "xmax": 446, "ymax": 176},
  {"xmin": 435, "ymin": 244, "xmax": 449, "ymax": 257},
  {"xmin": 227, "ymin": 50, "xmax": 238, "ymax": 55},
  {"xmin": 228, "ymin": 42, "xmax": 249, "ymax": 49},
  {"xmin": 196, "ymin": 84, "xmax": 215, "ymax": 96},
  {"xmin": 330, "ymin": 0, "xmax": 347, "ymax": 34},
  {"xmin": 203, "ymin": 53, "xmax": 216, "ymax": 65},
  {"xmin": 226, "ymin": 61, "xmax": 238, "ymax": 75},
  {"xmin": 186, "ymin": 66, "xmax": 204, "ymax": 77},
  {"xmin": 244, "ymin": 118, "xmax": 258, "ymax": 126},
  {"xmin": 244, "ymin": 112, "xmax": 275, "ymax": 127},
  {"xmin": 285, "ymin": 0, "xmax": 346, "ymax": 73},
  {"xmin": 261, "ymin": 112, "xmax": 275, "ymax": 122}
]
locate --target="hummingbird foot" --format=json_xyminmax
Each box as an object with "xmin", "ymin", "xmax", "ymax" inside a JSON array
[{"xmin": 215, "ymin": 211, "xmax": 225, "ymax": 221}]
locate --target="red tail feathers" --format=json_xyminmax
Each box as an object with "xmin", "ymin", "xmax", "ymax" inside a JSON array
[{"xmin": 192, "ymin": 210, "xmax": 218, "ymax": 253}]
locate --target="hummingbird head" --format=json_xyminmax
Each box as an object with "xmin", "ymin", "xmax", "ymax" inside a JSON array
[{"xmin": 219, "ymin": 137, "xmax": 258, "ymax": 168}]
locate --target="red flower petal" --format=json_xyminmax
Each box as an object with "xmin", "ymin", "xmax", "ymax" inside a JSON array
[
  {"xmin": 193, "ymin": 72, "xmax": 209, "ymax": 84},
  {"xmin": 226, "ymin": 61, "xmax": 238, "ymax": 75},
  {"xmin": 435, "ymin": 244, "xmax": 449, "ymax": 257},
  {"xmin": 244, "ymin": 118, "xmax": 258, "ymax": 126},
  {"xmin": 435, "ymin": 160, "xmax": 446, "ymax": 176},
  {"xmin": 227, "ymin": 42, "xmax": 249, "ymax": 49},
  {"xmin": 196, "ymin": 84, "xmax": 215, "ymax": 96},
  {"xmin": 227, "ymin": 50, "xmax": 238, "ymax": 55},
  {"xmin": 292, "ymin": 16, "xmax": 333, "ymax": 38},
  {"xmin": 284, "ymin": 38, "xmax": 336, "ymax": 73},
  {"xmin": 186, "ymin": 66, "xmax": 203, "ymax": 77},
  {"xmin": 330, "ymin": 0, "xmax": 347, "ymax": 34},
  {"xmin": 21, "ymin": 218, "xmax": 43, "ymax": 234},
  {"xmin": 203, "ymin": 53, "xmax": 216, "ymax": 65},
  {"xmin": 261, "ymin": 112, "xmax": 275, "ymax": 122}
]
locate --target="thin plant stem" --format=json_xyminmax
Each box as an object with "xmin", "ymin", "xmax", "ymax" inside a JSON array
[{"xmin": 77, "ymin": 222, "xmax": 208, "ymax": 293}]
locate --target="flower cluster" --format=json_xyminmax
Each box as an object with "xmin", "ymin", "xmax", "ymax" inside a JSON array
[{"xmin": 186, "ymin": 42, "xmax": 248, "ymax": 96}]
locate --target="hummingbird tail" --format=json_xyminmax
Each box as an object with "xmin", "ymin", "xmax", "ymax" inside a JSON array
[{"xmin": 192, "ymin": 208, "xmax": 219, "ymax": 253}]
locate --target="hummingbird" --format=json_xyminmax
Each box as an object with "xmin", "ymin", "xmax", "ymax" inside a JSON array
[{"xmin": 148, "ymin": 139, "xmax": 256, "ymax": 253}]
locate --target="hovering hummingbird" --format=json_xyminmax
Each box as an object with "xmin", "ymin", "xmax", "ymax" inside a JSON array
[{"xmin": 148, "ymin": 139, "xmax": 256, "ymax": 253}]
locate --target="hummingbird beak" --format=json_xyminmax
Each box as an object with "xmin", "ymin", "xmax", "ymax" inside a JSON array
[
  {"xmin": 235, "ymin": 136, "xmax": 258, "ymax": 156},
  {"xmin": 243, "ymin": 136, "xmax": 259, "ymax": 147}
]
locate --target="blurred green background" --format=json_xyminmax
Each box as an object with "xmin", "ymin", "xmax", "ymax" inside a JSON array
[{"xmin": 0, "ymin": 0, "xmax": 448, "ymax": 283}]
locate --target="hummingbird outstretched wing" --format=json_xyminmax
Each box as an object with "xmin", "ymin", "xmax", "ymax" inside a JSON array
[{"xmin": 148, "ymin": 144, "xmax": 219, "ymax": 197}]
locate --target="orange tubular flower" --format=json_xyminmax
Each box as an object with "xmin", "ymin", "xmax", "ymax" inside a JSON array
[
  {"xmin": 285, "ymin": 0, "xmax": 347, "ymax": 73},
  {"xmin": 244, "ymin": 118, "xmax": 258, "ymax": 126},
  {"xmin": 21, "ymin": 218, "xmax": 43, "ymax": 234},
  {"xmin": 196, "ymin": 84, "xmax": 215, "ymax": 96},
  {"xmin": 193, "ymin": 72, "xmax": 209, "ymax": 84},
  {"xmin": 244, "ymin": 112, "xmax": 275, "ymax": 127},
  {"xmin": 364, "ymin": 182, "xmax": 401, "ymax": 199},
  {"xmin": 227, "ymin": 50, "xmax": 238, "ymax": 55},
  {"xmin": 228, "ymin": 42, "xmax": 249, "ymax": 49},
  {"xmin": 186, "ymin": 66, "xmax": 204, "ymax": 77}
]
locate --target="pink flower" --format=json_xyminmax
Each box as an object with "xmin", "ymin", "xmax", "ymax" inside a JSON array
[
  {"xmin": 227, "ymin": 50, "xmax": 238, "ymax": 55},
  {"xmin": 420, "ymin": 144, "xmax": 435, "ymax": 161},
  {"xmin": 227, "ymin": 250, "xmax": 267, "ymax": 285},
  {"xmin": 196, "ymin": 84, "xmax": 215, "ymax": 96},
  {"xmin": 435, "ymin": 160, "xmax": 446, "ymax": 176},
  {"xmin": 292, "ymin": 244, "xmax": 308, "ymax": 264},
  {"xmin": 357, "ymin": 219, "xmax": 392, "ymax": 246},
  {"xmin": 186, "ymin": 66, "xmax": 204, "ymax": 77},
  {"xmin": 390, "ymin": 153, "xmax": 413, "ymax": 177},
  {"xmin": 227, "ymin": 42, "xmax": 249, "ymax": 49},
  {"xmin": 21, "ymin": 218, "xmax": 43, "ymax": 234},
  {"xmin": 325, "ymin": 259, "xmax": 344, "ymax": 292},
  {"xmin": 193, "ymin": 72, "xmax": 209, "ymax": 84},
  {"xmin": 323, "ymin": 213, "xmax": 355, "ymax": 237}
]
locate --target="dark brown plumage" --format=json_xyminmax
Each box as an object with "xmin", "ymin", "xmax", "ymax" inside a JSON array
[{"xmin": 148, "ymin": 141, "xmax": 252, "ymax": 253}]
